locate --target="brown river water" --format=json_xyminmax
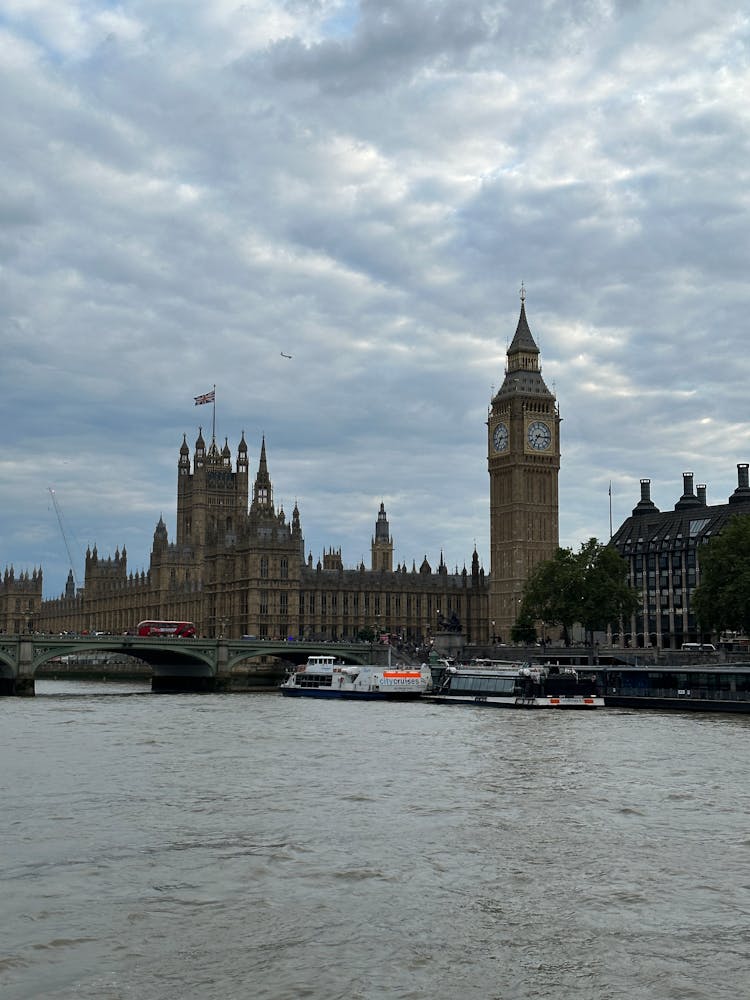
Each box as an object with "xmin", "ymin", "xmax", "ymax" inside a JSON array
[{"xmin": 1, "ymin": 680, "xmax": 748, "ymax": 999}]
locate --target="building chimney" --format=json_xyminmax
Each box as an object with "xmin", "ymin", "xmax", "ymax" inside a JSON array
[
  {"xmin": 696, "ymin": 484, "xmax": 707, "ymax": 505},
  {"xmin": 675, "ymin": 471, "xmax": 701, "ymax": 510},
  {"xmin": 632, "ymin": 478, "xmax": 659, "ymax": 516},
  {"xmin": 729, "ymin": 463, "xmax": 750, "ymax": 504}
]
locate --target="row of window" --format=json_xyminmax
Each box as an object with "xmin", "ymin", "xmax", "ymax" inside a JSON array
[
  {"xmin": 8, "ymin": 599, "xmax": 36, "ymax": 611},
  {"xmin": 260, "ymin": 558, "xmax": 288, "ymax": 579},
  {"xmin": 450, "ymin": 675, "xmax": 517, "ymax": 695},
  {"xmin": 294, "ymin": 674, "xmax": 333, "ymax": 687},
  {"xmin": 614, "ymin": 671, "xmax": 750, "ymax": 694},
  {"xmin": 297, "ymin": 592, "xmax": 460, "ymax": 618},
  {"xmin": 258, "ymin": 592, "xmax": 289, "ymax": 615},
  {"xmin": 623, "ymin": 531, "xmax": 710, "ymax": 549},
  {"xmin": 631, "ymin": 552, "xmax": 697, "ymax": 570}
]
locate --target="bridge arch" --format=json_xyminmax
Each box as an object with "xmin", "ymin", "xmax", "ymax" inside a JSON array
[
  {"xmin": 0, "ymin": 636, "xmax": 383, "ymax": 695},
  {"xmin": 223, "ymin": 641, "xmax": 376, "ymax": 672}
]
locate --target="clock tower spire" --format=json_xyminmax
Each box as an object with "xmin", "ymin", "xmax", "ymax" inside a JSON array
[{"xmin": 487, "ymin": 289, "xmax": 560, "ymax": 641}]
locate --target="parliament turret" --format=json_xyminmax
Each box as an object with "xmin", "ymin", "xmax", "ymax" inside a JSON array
[{"xmin": 371, "ymin": 502, "xmax": 393, "ymax": 571}]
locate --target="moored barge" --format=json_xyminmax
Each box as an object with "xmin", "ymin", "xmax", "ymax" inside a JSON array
[
  {"xmin": 602, "ymin": 664, "xmax": 750, "ymax": 712},
  {"xmin": 428, "ymin": 661, "xmax": 603, "ymax": 709}
]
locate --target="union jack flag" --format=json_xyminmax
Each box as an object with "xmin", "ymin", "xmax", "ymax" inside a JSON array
[{"xmin": 194, "ymin": 390, "xmax": 215, "ymax": 406}]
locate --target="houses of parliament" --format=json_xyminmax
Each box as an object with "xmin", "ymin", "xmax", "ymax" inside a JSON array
[{"xmin": 1, "ymin": 297, "xmax": 562, "ymax": 643}]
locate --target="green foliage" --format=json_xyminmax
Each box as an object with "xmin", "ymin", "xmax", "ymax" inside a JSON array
[
  {"xmin": 520, "ymin": 538, "xmax": 638, "ymax": 644},
  {"xmin": 520, "ymin": 548, "xmax": 581, "ymax": 643},
  {"xmin": 575, "ymin": 538, "xmax": 639, "ymax": 642},
  {"xmin": 357, "ymin": 626, "xmax": 377, "ymax": 642},
  {"xmin": 510, "ymin": 609, "xmax": 537, "ymax": 644},
  {"xmin": 692, "ymin": 516, "xmax": 750, "ymax": 635}
]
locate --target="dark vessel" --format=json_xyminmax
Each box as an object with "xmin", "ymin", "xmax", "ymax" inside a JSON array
[
  {"xmin": 428, "ymin": 661, "xmax": 602, "ymax": 709},
  {"xmin": 602, "ymin": 664, "xmax": 750, "ymax": 712}
]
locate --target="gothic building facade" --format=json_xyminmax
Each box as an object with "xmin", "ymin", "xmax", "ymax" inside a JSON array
[
  {"xmin": 38, "ymin": 431, "xmax": 489, "ymax": 643},
  {"xmin": 0, "ymin": 566, "xmax": 43, "ymax": 635},
  {"xmin": 11, "ymin": 295, "xmax": 560, "ymax": 644}
]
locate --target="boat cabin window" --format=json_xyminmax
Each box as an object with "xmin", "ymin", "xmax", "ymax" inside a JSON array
[
  {"xmin": 296, "ymin": 673, "xmax": 333, "ymax": 688},
  {"xmin": 306, "ymin": 656, "xmax": 337, "ymax": 668},
  {"xmin": 450, "ymin": 674, "xmax": 518, "ymax": 695}
]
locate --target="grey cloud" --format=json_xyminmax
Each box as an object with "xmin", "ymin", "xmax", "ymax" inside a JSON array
[
  {"xmin": 2, "ymin": 1, "xmax": 750, "ymax": 595},
  {"xmin": 265, "ymin": 1, "xmax": 494, "ymax": 92}
]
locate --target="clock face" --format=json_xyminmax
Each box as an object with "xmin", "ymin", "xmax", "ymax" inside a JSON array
[
  {"xmin": 492, "ymin": 421, "xmax": 509, "ymax": 452},
  {"xmin": 527, "ymin": 420, "xmax": 552, "ymax": 451}
]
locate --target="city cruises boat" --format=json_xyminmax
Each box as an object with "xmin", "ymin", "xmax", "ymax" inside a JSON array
[
  {"xmin": 428, "ymin": 662, "xmax": 603, "ymax": 709},
  {"xmin": 601, "ymin": 664, "xmax": 750, "ymax": 713},
  {"xmin": 280, "ymin": 655, "xmax": 432, "ymax": 700}
]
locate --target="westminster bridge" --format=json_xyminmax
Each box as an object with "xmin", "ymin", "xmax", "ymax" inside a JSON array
[{"xmin": 0, "ymin": 635, "xmax": 386, "ymax": 696}]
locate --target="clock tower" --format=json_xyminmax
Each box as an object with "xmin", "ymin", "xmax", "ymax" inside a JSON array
[{"xmin": 488, "ymin": 288, "xmax": 560, "ymax": 640}]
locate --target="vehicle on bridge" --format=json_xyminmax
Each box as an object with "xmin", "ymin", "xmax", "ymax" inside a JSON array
[{"xmin": 136, "ymin": 620, "xmax": 196, "ymax": 638}]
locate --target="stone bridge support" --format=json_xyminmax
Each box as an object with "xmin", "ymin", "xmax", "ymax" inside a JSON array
[{"xmin": 16, "ymin": 639, "xmax": 35, "ymax": 697}]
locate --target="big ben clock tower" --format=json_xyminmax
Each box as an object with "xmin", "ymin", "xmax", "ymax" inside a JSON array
[{"xmin": 488, "ymin": 286, "xmax": 560, "ymax": 640}]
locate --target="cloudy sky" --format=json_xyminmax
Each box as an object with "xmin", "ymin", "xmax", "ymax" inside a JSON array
[{"xmin": 2, "ymin": 0, "xmax": 749, "ymax": 598}]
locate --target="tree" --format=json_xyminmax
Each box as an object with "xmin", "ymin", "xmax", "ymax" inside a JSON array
[
  {"xmin": 510, "ymin": 609, "xmax": 537, "ymax": 644},
  {"xmin": 520, "ymin": 547, "xmax": 581, "ymax": 645},
  {"xmin": 520, "ymin": 539, "xmax": 638, "ymax": 645},
  {"xmin": 575, "ymin": 538, "xmax": 639, "ymax": 645},
  {"xmin": 692, "ymin": 515, "xmax": 750, "ymax": 636}
]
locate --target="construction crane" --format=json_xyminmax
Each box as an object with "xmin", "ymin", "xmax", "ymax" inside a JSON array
[{"xmin": 48, "ymin": 487, "xmax": 79, "ymax": 589}]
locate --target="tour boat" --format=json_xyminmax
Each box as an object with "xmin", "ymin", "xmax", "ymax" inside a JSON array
[
  {"xmin": 280, "ymin": 655, "xmax": 432, "ymax": 700},
  {"xmin": 428, "ymin": 661, "xmax": 603, "ymax": 709}
]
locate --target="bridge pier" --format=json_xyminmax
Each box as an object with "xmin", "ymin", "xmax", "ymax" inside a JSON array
[
  {"xmin": 15, "ymin": 676, "xmax": 35, "ymax": 696},
  {"xmin": 16, "ymin": 640, "xmax": 36, "ymax": 696}
]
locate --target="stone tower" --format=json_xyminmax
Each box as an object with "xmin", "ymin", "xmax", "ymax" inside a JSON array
[
  {"xmin": 487, "ymin": 289, "xmax": 560, "ymax": 640},
  {"xmin": 175, "ymin": 428, "xmax": 249, "ymax": 566},
  {"xmin": 371, "ymin": 502, "xmax": 394, "ymax": 571}
]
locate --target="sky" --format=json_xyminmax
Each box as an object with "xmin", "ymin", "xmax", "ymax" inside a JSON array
[{"xmin": 2, "ymin": 0, "xmax": 750, "ymax": 598}]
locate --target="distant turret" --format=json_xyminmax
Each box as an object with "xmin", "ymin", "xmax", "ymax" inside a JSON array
[
  {"xmin": 371, "ymin": 502, "xmax": 393, "ymax": 571},
  {"xmin": 252, "ymin": 436, "xmax": 273, "ymax": 512}
]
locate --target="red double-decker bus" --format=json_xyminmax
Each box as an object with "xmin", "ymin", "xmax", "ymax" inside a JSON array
[{"xmin": 136, "ymin": 620, "xmax": 196, "ymax": 638}]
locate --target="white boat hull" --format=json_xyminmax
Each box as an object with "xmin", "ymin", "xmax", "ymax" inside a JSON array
[
  {"xmin": 428, "ymin": 693, "xmax": 603, "ymax": 709},
  {"xmin": 280, "ymin": 659, "xmax": 431, "ymax": 700}
]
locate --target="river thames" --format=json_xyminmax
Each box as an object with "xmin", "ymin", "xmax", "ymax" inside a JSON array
[{"xmin": 1, "ymin": 681, "xmax": 748, "ymax": 1000}]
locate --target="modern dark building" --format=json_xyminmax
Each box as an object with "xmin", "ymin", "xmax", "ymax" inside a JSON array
[{"xmin": 610, "ymin": 465, "xmax": 750, "ymax": 648}]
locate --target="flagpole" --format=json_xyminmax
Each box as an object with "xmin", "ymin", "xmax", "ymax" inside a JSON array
[
  {"xmin": 609, "ymin": 481, "xmax": 613, "ymax": 539},
  {"xmin": 212, "ymin": 384, "xmax": 216, "ymax": 443}
]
